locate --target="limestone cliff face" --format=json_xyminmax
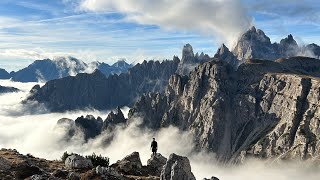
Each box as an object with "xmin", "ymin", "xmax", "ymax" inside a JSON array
[
  {"xmin": 129, "ymin": 57, "xmax": 320, "ymax": 162},
  {"xmin": 232, "ymin": 26, "xmax": 279, "ymax": 61},
  {"xmin": 232, "ymin": 26, "xmax": 319, "ymax": 62}
]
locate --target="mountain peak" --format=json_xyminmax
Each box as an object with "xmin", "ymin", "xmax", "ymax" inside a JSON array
[
  {"xmin": 280, "ymin": 34, "xmax": 297, "ymax": 46},
  {"xmin": 233, "ymin": 26, "xmax": 274, "ymax": 61},
  {"xmin": 112, "ymin": 59, "xmax": 130, "ymax": 68},
  {"xmin": 182, "ymin": 44, "xmax": 194, "ymax": 59},
  {"xmin": 250, "ymin": 26, "xmax": 256, "ymax": 32},
  {"xmin": 91, "ymin": 69, "xmax": 106, "ymax": 78}
]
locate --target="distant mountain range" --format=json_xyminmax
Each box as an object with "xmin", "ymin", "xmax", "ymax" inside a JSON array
[
  {"xmin": 0, "ymin": 85, "xmax": 19, "ymax": 94},
  {"xmin": 0, "ymin": 57, "xmax": 132, "ymax": 82}
]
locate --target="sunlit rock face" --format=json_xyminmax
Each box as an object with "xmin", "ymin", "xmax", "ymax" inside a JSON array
[
  {"xmin": 232, "ymin": 26, "xmax": 320, "ymax": 63},
  {"xmin": 233, "ymin": 26, "xmax": 279, "ymax": 61},
  {"xmin": 130, "ymin": 56, "xmax": 320, "ymax": 162}
]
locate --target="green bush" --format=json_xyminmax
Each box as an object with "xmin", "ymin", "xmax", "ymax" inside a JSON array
[{"xmin": 86, "ymin": 153, "xmax": 109, "ymax": 167}]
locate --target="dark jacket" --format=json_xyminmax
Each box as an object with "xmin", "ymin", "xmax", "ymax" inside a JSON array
[{"xmin": 151, "ymin": 140, "xmax": 158, "ymax": 149}]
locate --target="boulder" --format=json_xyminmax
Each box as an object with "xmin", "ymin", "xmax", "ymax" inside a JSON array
[
  {"xmin": 147, "ymin": 153, "xmax": 167, "ymax": 175},
  {"xmin": 105, "ymin": 167, "xmax": 122, "ymax": 178},
  {"xmin": 52, "ymin": 169, "xmax": 68, "ymax": 178},
  {"xmin": 68, "ymin": 172, "xmax": 80, "ymax": 180},
  {"xmin": 160, "ymin": 153, "xmax": 196, "ymax": 180},
  {"xmin": 0, "ymin": 157, "xmax": 11, "ymax": 170},
  {"xmin": 65, "ymin": 154, "xmax": 93, "ymax": 169},
  {"xmin": 95, "ymin": 165, "xmax": 107, "ymax": 175},
  {"xmin": 13, "ymin": 164, "xmax": 43, "ymax": 179},
  {"xmin": 95, "ymin": 165, "xmax": 123, "ymax": 179},
  {"xmin": 111, "ymin": 152, "xmax": 142, "ymax": 175}
]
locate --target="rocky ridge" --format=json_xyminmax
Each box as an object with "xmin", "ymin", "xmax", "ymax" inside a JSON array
[
  {"xmin": 129, "ymin": 56, "xmax": 320, "ymax": 162},
  {"xmin": 24, "ymin": 44, "xmax": 213, "ymax": 112},
  {"xmin": 0, "ymin": 85, "xmax": 20, "ymax": 94},
  {"xmin": 2, "ymin": 57, "xmax": 132, "ymax": 82},
  {"xmin": 0, "ymin": 149, "xmax": 208, "ymax": 180},
  {"xmin": 55, "ymin": 107, "xmax": 126, "ymax": 141},
  {"xmin": 231, "ymin": 26, "xmax": 319, "ymax": 62}
]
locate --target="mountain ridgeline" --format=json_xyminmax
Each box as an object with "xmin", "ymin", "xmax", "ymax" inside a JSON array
[
  {"xmin": 129, "ymin": 56, "xmax": 320, "ymax": 162},
  {"xmin": 22, "ymin": 27, "xmax": 320, "ymax": 162},
  {"xmin": 0, "ymin": 57, "xmax": 132, "ymax": 82},
  {"xmin": 25, "ymin": 45, "xmax": 210, "ymax": 111}
]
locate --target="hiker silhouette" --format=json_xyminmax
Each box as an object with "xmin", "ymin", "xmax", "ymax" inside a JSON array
[{"xmin": 150, "ymin": 138, "xmax": 158, "ymax": 155}]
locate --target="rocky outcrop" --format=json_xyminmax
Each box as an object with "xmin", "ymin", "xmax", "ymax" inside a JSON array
[
  {"xmin": 305, "ymin": 43, "xmax": 320, "ymax": 58},
  {"xmin": 55, "ymin": 108, "xmax": 127, "ymax": 141},
  {"xmin": 0, "ymin": 85, "xmax": 19, "ymax": 94},
  {"xmin": 111, "ymin": 152, "xmax": 143, "ymax": 175},
  {"xmin": 74, "ymin": 115, "xmax": 104, "ymax": 140},
  {"xmin": 160, "ymin": 153, "xmax": 196, "ymax": 180},
  {"xmin": 0, "ymin": 157, "xmax": 11, "ymax": 170},
  {"xmin": 147, "ymin": 153, "xmax": 167, "ymax": 176},
  {"xmin": 1, "ymin": 149, "xmax": 208, "ymax": 180},
  {"xmin": 129, "ymin": 56, "xmax": 320, "ymax": 162},
  {"xmin": 0, "ymin": 149, "xmax": 65, "ymax": 180},
  {"xmin": 214, "ymin": 44, "xmax": 240, "ymax": 69},
  {"xmin": 232, "ymin": 26, "xmax": 319, "ymax": 62},
  {"xmin": 103, "ymin": 106, "xmax": 126, "ymax": 130},
  {"xmin": 278, "ymin": 34, "xmax": 299, "ymax": 57},
  {"xmin": 65, "ymin": 154, "xmax": 93, "ymax": 169},
  {"xmin": 176, "ymin": 44, "xmax": 211, "ymax": 75},
  {"xmin": 233, "ymin": 26, "xmax": 279, "ymax": 61},
  {"xmin": 0, "ymin": 68, "xmax": 10, "ymax": 79},
  {"xmin": 26, "ymin": 58, "xmax": 180, "ymax": 111}
]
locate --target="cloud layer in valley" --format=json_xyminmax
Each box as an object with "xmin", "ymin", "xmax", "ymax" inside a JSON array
[{"xmin": 1, "ymin": 80, "xmax": 320, "ymax": 179}]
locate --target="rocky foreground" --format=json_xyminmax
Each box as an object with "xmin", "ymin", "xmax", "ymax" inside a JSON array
[{"xmin": 0, "ymin": 149, "xmax": 218, "ymax": 180}]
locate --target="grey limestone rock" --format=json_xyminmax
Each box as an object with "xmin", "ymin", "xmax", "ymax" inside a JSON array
[
  {"xmin": 160, "ymin": 153, "xmax": 196, "ymax": 180},
  {"xmin": 65, "ymin": 154, "xmax": 93, "ymax": 169},
  {"xmin": 147, "ymin": 153, "xmax": 167, "ymax": 175},
  {"xmin": 111, "ymin": 152, "xmax": 143, "ymax": 174},
  {"xmin": 130, "ymin": 56, "xmax": 320, "ymax": 162}
]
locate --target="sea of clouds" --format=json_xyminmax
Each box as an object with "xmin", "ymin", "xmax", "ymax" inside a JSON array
[{"xmin": 0, "ymin": 79, "xmax": 320, "ymax": 179}]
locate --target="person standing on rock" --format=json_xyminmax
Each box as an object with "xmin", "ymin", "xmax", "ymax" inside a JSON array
[{"xmin": 151, "ymin": 138, "xmax": 158, "ymax": 156}]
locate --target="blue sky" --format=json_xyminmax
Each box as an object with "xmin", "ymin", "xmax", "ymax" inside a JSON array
[{"xmin": 0, "ymin": 0, "xmax": 319, "ymax": 71}]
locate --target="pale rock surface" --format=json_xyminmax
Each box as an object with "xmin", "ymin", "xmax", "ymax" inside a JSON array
[
  {"xmin": 147, "ymin": 153, "xmax": 167, "ymax": 175},
  {"xmin": 111, "ymin": 152, "xmax": 143, "ymax": 173},
  {"xmin": 65, "ymin": 155, "xmax": 93, "ymax": 169},
  {"xmin": 130, "ymin": 57, "xmax": 320, "ymax": 162},
  {"xmin": 160, "ymin": 153, "xmax": 196, "ymax": 180}
]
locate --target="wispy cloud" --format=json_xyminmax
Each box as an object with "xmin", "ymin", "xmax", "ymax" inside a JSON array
[{"xmin": 79, "ymin": 0, "xmax": 253, "ymax": 47}]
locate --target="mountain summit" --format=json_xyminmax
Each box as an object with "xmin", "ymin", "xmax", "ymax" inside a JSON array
[{"xmin": 6, "ymin": 57, "xmax": 132, "ymax": 82}]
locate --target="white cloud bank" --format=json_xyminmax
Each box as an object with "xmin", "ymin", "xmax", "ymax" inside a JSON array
[
  {"xmin": 79, "ymin": 0, "xmax": 253, "ymax": 47},
  {"xmin": 1, "ymin": 80, "xmax": 320, "ymax": 180}
]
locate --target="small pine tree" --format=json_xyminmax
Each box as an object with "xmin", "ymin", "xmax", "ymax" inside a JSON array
[{"xmin": 86, "ymin": 153, "xmax": 109, "ymax": 167}]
